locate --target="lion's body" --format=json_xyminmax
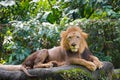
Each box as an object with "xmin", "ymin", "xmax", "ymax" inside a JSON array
[
  {"xmin": 47, "ymin": 46, "xmax": 66, "ymax": 62},
  {"xmin": 33, "ymin": 26, "xmax": 103, "ymax": 71}
]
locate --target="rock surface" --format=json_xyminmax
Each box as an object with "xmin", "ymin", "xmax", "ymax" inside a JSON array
[{"xmin": 0, "ymin": 62, "xmax": 114, "ymax": 80}]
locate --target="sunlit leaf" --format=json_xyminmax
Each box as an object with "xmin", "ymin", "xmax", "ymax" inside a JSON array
[{"xmin": 0, "ymin": 0, "xmax": 15, "ymax": 6}]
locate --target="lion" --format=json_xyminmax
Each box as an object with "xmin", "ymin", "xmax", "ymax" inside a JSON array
[{"xmin": 29, "ymin": 26, "xmax": 103, "ymax": 71}]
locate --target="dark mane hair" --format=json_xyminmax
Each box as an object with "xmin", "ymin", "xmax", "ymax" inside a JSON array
[{"xmin": 81, "ymin": 48, "xmax": 93, "ymax": 61}]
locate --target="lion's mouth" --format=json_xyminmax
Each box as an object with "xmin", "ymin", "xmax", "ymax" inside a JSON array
[{"xmin": 70, "ymin": 47, "xmax": 78, "ymax": 52}]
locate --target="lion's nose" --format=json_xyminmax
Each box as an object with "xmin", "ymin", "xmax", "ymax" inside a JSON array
[{"xmin": 71, "ymin": 43, "xmax": 76, "ymax": 47}]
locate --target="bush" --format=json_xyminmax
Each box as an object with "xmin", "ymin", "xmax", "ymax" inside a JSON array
[{"xmin": 3, "ymin": 19, "xmax": 64, "ymax": 64}]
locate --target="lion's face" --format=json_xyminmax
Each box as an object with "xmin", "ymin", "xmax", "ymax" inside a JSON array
[
  {"xmin": 66, "ymin": 31, "xmax": 81, "ymax": 52},
  {"xmin": 61, "ymin": 26, "xmax": 88, "ymax": 53}
]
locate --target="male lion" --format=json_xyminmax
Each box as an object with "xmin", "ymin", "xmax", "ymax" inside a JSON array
[{"xmin": 26, "ymin": 26, "xmax": 103, "ymax": 71}]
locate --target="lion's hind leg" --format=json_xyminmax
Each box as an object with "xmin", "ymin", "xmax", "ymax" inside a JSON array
[
  {"xmin": 34, "ymin": 61, "xmax": 65, "ymax": 68},
  {"xmin": 33, "ymin": 49, "xmax": 49, "ymax": 68},
  {"xmin": 34, "ymin": 61, "xmax": 55, "ymax": 68}
]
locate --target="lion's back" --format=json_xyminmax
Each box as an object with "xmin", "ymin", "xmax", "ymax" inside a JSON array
[{"xmin": 48, "ymin": 46, "xmax": 66, "ymax": 62}]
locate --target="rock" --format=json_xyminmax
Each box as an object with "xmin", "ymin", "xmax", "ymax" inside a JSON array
[{"xmin": 0, "ymin": 62, "xmax": 114, "ymax": 80}]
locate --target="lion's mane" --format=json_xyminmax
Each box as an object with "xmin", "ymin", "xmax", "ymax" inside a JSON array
[{"xmin": 60, "ymin": 26, "xmax": 88, "ymax": 54}]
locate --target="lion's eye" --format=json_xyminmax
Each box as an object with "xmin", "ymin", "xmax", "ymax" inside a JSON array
[
  {"xmin": 76, "ymin": 36, "xmax": 80, "ymax": 38},
  {"xmin": 68, "ymin": 36, "xmax": 72, "ymax": 39}
]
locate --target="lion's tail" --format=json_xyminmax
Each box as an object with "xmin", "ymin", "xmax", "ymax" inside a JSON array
[{"xmin": 21, "ymin": 66, "xmax": 37, "ymax": 77}]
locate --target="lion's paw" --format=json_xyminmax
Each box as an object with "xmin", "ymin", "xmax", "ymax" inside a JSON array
[
  {"xmin": 98, "ymin": 62, "xmax": 103, "ymax": 69},
  {"xmin": 87, "ymin": 62, "xmax": 97, "ymax": 71},
  {"xmin": 50, "ymin": 61, "xmax": 58, "ymax": 67},
  {"xmin": 93, "ymin": 61, "xmax": 103, "ymax": 69},
  {"xmin": 46, "ymin": 62, "xmax": 54, "ymax": 68}
]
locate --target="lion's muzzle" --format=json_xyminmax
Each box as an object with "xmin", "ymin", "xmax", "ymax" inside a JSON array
[{"xmin": 70, "ymin": 44, "xmax": 79, "ymax": 52}]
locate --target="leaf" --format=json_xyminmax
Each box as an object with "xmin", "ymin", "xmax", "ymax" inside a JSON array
[
  {"xmin": 19, "ymin": 54, "xmax": 25, "ymax": 61},
  {"xmin": 64, "ymin": 0, "xmax": 72, "ymax": 2},
  {"xmin": 41, "ymin": 12, "xmax": 51, "ymax": 22},
  {"xmin": 0, "ymin": 0, "xmax": 15, "ymax": 6}
]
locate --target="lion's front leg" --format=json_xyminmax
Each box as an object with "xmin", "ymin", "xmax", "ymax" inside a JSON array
[
  {"xmin": 68, "ymin": 58, "xmax": 97, "ymax": 71},
  {"xmin": 90, "ymin": 55, "xmax": 103, "ymax": 69}
]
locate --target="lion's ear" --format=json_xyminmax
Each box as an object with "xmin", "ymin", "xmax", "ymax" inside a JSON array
[
  {"xmin": 81, "ymin": 32, "xmax": 88, "ymax": 39},
  {"xmin": 60, "ymin": 31, "xmax": 67, "ymax": 38}
]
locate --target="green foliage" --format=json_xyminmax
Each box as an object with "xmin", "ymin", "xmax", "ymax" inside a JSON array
[
  {"xmin": 3, "ymin": 19, "xmax": 64, "ymax": 64},
  {"xmin": 1, "ymin": 0, "xmax": 119, "ymax": 23}
]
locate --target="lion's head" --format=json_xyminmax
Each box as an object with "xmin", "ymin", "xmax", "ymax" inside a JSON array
[{"xmin": 60, "ymin": 26, "xmax": 88, "ymax": 54}]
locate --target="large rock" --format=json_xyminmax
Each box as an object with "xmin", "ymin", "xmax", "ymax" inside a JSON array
[{"xmin": 0, "ymin": 62, "xmax": 114, "ymax": 80}]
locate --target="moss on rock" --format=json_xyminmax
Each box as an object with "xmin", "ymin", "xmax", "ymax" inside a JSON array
[
  {"xmin": 57, "ymin": 68, "xmax": 93, "ymax": 80},
  {"xmin": 112, "ymin": 69, "xmax": 120, "ymax": 80}
]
